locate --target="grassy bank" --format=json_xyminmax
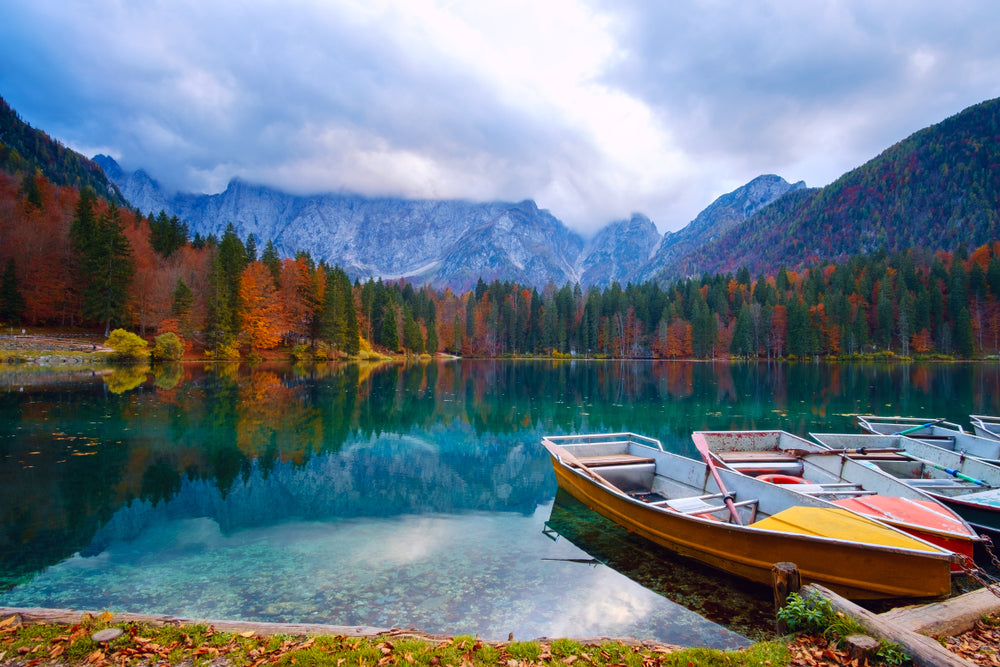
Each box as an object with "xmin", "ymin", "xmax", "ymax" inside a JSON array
[{"xmin": 0, "ymin": 614, "xmax": 790, "ymax": 667}]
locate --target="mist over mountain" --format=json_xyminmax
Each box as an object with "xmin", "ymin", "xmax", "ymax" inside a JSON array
[{"xmin": 94, "ymin": 154, "xmax": 799, "ymax": 290}]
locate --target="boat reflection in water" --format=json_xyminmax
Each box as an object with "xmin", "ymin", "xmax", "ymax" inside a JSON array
[{"xmin": 543, "ymin": 489, "xmax": 773, "ymax": 641}]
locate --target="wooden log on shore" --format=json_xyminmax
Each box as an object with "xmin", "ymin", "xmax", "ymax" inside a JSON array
[
  {"xmin": 800, "ymin": 585, "xmax": 975, "ymax": 667},
  {"xmin": 879, "ymin": 587, "xmax": 1000, "ymax": 637}
]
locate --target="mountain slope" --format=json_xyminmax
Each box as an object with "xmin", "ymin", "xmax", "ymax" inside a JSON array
[
  {"xmin": 659, "ymin": 97, "xmax": 1000, "ymax": 280},
  {"xmin": 644, "ymin": 175, "xmax": 805, "ymax": 280},
  {"xmin": 0, "ymin": 96, "xmax": 125, "ymax": 205},
  {"xmin": 577, "ymin": 213, "xmax": 661, "ymax": 287}
]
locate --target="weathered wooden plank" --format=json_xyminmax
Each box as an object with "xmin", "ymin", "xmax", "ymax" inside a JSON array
[
  {"xmin": 801, "ymin": 585, "xmax": 975, "ymax": 667},
  {"xmin": 576, "ymin": 454, "xmax": 655, "ymax": 467},
  {"xmin": 717, "ymin": 451, "xmax": 799, "ymax": 463}
]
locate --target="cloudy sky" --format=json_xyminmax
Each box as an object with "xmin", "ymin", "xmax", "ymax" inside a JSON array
[{"xmin": 2, "ymin": 1, "xmax": 998, "ymax": 236}]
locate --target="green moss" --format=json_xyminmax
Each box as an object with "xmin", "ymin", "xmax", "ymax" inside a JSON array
[
  {"xmin": 505, "ymin": 640, "xmax": 542, "ymax": 661},
  {"xmin": 0, "ymin": 617, "xmax": 793, "ymax": 667}
]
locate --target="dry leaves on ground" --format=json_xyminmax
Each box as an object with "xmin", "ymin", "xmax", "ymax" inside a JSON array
[
  {"xmin": 784, "ymin": 634, "xmax": 861, "ymax": 667},
  {"xmin": 943, "ymin": 614, "xmax": 1000, "ymax": 667}
]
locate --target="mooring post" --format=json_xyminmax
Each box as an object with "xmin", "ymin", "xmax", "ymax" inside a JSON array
[{"xmin": 772, "ymin": 561, "xmax": 801, "ymax": 634}]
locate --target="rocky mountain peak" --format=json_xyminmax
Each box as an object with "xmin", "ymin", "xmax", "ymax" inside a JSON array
[{"xmin": 96, "ymin": 154, "xmax": 801, "ymax": 290}]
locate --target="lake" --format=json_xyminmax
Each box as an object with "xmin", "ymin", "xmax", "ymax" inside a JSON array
[{"xmin": 2, "ymin": 359, "xmax": 998, "ymax": 647}]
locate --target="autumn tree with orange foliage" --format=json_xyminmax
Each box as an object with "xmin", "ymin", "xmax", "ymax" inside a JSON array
[{"xmin": 239, "ymin": 261, "xmax": 286, "ymax": 352}]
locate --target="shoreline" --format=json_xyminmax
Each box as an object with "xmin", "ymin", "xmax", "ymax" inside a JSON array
[{"xmin": 0, "ymin": 606, "xmax": 683, "ymax": 651}]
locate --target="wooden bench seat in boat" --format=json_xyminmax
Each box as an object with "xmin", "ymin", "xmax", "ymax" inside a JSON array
[
  {"xmin": 794, "ymin": 484, "xmax": 877, "ymax": 497},
  {"xmin": 717, "ymin": 451, "xmax": 800, "ymax": 463},
  {"xmin": 568, "ymin": 453, "xmax": 657, "ymax": 494},
  {"xmin": 647, "ymin": 493, "xmax": 760, "ymax": 523},
  {"xmin": 717, "ymin": 451, "xmax": 805, "ymax": 476},
  {"xmin": 575, "ymin": 454, "xmax": 656, "ymax": 467}
]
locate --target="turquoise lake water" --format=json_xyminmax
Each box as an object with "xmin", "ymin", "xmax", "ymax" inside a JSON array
[{"xmin": 2, "ymin": 360, "xmax": 998, "ymax": 646}]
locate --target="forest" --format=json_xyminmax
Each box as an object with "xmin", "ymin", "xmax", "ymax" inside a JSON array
[
  {"xmin": 1, "ymin": 169, "xmax": 999, "ymax": 361},
  {"xmin": 659, "ymin": 97, "xmax": 1000, "ymax": 282}
]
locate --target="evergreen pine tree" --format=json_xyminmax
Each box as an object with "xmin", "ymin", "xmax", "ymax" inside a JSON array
[
  {"xmin": 402, "ymin": 307, "xmax": 424, "ymax": 353},
  {"xmin": 245, "ymin": 234, "xmax": 258, "ymax": 263},
  {"xmin": 956, "ymin": 307, "xmax": 975, "ymax": 357},
  {"xmin": 206, "ymin": 223, "xmax": 248, "ymax": 350},
  {"xmin": 261, "ymin": 240, "xmax": 282, "ymax": 288},
  {"xmin": 171, "ymin": 278, "xmax": 194, "ymax": 317},
  {"xmin": 0, "ymin": 258, "xmax": 26, "ymax": 323},
  {"xmin": 19, "ymin": 173, "xmax": 42, "ymax": 209},
  {"xmin": 424, "ymin": 299, "xmax": 438, "ymax": 354},
  {"xmin": 76, "ymin": 202, "xmax": 135, "ymax": 336},
  {"xmin": 730, "ymin": 304, "xmax": 753, "ymax": 356},
  {"xmin": 452, "ymin": 312, "xmax": 463, "ymax": 355},
  {"xmin": 381, "ymin": 304, "xmax": 399, "ymax": 352}
]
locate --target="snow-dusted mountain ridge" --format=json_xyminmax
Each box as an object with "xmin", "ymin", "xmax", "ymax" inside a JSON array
[{"xmin": 94, "ymin": 155, "xmax": 801, "ymax": 290}]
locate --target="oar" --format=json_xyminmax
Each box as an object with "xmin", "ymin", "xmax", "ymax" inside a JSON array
[
  {"xmin": 692, "ymin": 433, "xmax": 743, "ymax": 525},
  {"xmin": 541, "ymin": 439, "xmax": 624, "ymax": 494},
  {"xmin": 893, "ymin": 418, "xmax": 946, "ymax": 436},
  {"xmin": 902, "ymin": 452, "xmax": 989, "ymax": 486},
  {"xmin": 785, "ymin": 446, "xmax": 905, "ymax": 458}
]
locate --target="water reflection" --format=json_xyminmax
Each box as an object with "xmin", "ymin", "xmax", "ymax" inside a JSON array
[
  {"xmin": 544, "ymin": 491, "xmax": 770, "ymax": 639},
  {"xmin": 2, "ymin": 360, "xmax": 1000, "ymax": 643},
  {"xmin": 0, "ymin": 462, "xmax": 749, "ymax": 647}
]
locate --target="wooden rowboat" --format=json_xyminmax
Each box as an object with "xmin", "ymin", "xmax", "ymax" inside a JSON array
[
  {"xmin": 541, "ymin": 432, "xmax": 957, "ymax": 600},
  {"xmin": 811, "ymin": 432, "xmax": 1000, "ymax": 536},
  {"xmin": 856, "ymin": 415, "xmax": 1000, "ymax": 464},
  {"xmin": 693, "ymin": 430, "xmax": 981, "ymax": 565}
]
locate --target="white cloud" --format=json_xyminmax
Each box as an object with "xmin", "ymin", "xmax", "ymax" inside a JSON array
[{"xmin": 1, "ymin": 0, "xmax": 999, "ymax": 235}]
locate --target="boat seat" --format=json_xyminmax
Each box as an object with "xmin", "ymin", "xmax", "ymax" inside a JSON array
[
  {"xmin": 728, "ymin": 461, "xmax": 805, "ymax": 476},
  {"xmin": 576, "ymin": 454, "xmax": 655, "ymax": 467},
  {"xmin": 717, "ymin": 451, "xmax": 800, "ymax": 463},
  {"xmin": 805, "ymin": 488, "xmax": 877, "ymax": 497},
  {"xmin": 662, "ymin": 495, "xmax": 720, "ymax": 513},
  {"xmin": 658, "ymin": 494, "xmax": 759, "ymax": 523}
]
